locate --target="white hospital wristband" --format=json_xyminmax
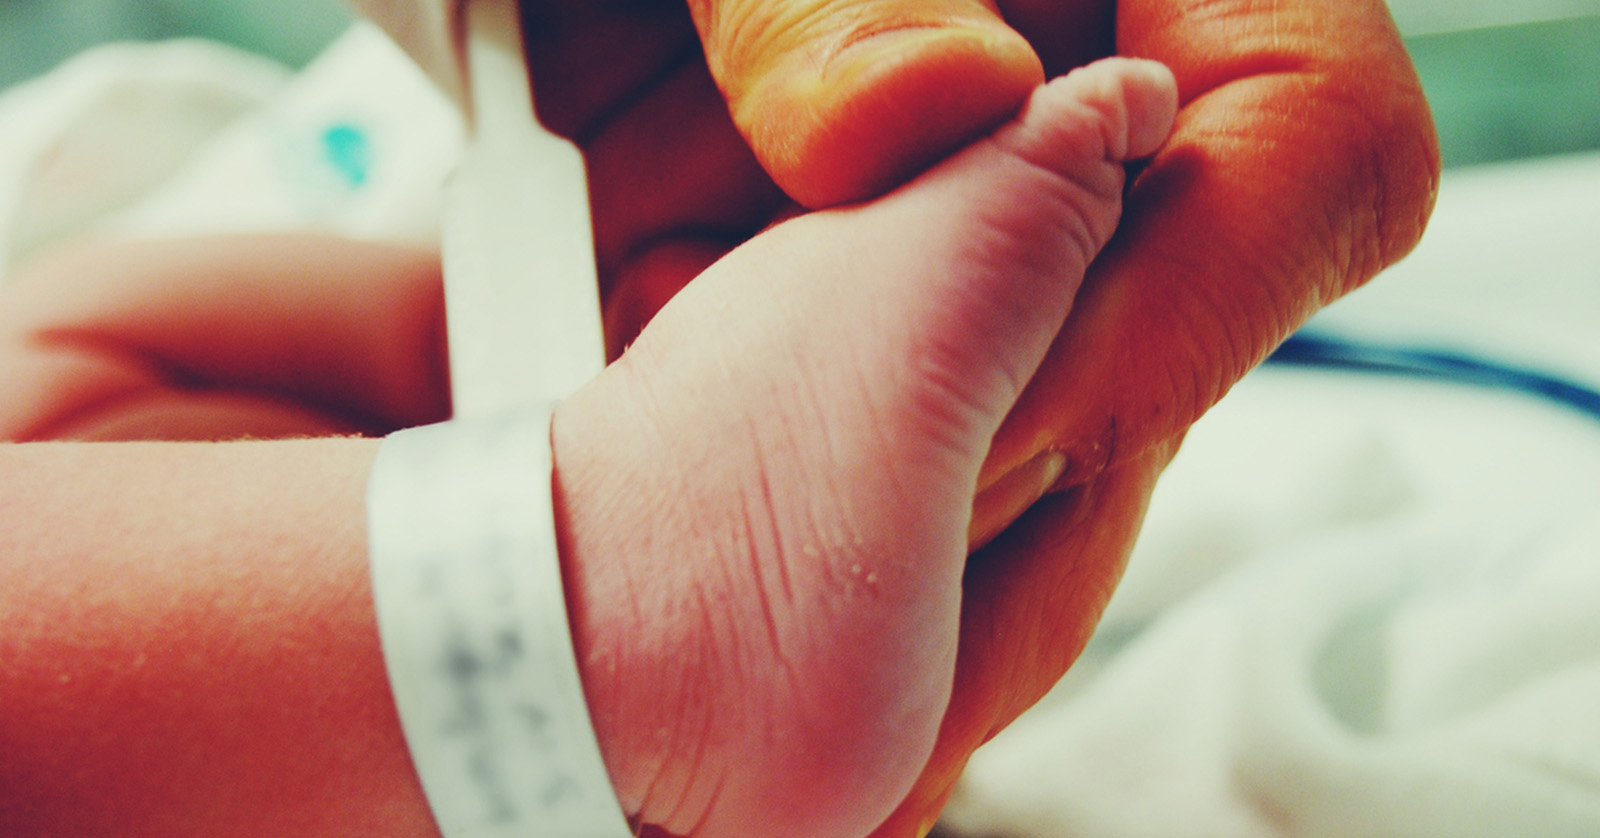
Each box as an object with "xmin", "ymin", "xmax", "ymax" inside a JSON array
[{"xmin": 367, "ymin": 408, "xmax": 634, "ymax": 837}]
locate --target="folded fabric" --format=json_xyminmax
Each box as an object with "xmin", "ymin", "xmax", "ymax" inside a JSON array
[
  {"xmin": 0, "ymin": 38, "xmax": 284, "ymax": 276},
  {"xmin": 104, "ymin": 22, "xmax": 462, "ymax": 246},
  {"xmin": 0, "ymin": 22, "xmax": 461, "ymax": 285},
  {"xmin": 943, "ymin": 368, "xmax": 1600, "ymax": 838}
]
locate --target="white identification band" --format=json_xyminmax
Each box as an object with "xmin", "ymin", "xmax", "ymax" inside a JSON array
[
  {"xmin": 367, "ymin": 0, "xmax": 626, "ymax": 830},
  {"xmin": 368, "ymin": 408, "xmax": 634, "ymax": 837}
]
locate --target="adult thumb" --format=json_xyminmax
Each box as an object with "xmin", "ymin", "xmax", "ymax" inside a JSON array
[{"xmin": 686, "ymin": 0, "xmax": 1045, "ymax": 208}]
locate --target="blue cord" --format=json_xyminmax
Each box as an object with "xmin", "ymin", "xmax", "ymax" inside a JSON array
[{"xmin": 1265, "ymin": 331, "xmax": 1600, "ymax": 422}]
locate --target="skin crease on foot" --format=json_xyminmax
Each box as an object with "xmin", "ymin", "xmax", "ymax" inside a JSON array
[{"xmin": 554, "ymin": 57, "xmax": 1179, "ymax": 837}]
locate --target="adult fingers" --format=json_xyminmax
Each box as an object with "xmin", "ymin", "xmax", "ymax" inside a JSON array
[
  {"xmin": 930, "ymin": 0, "xmax": 1440, "ymax": 829},
  {"xmin": 977, "ymin": 0, "xmax": 1440, "ymax": 515},
  {"xmin": 0, "ymin": 235, "xmax": 449, "ymax": 440},
  {"xmin": 561, "ymin": 23, "xmax": 786, "ymax": 305},
  {"xmin": 686, "ymin": 0, "xmax": 1046, "ymax": 207}
]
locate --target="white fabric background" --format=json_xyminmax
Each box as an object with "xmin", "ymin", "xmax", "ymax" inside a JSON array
[{"xmin": 0, "ymin": 23, "xmax": 461, "ymax": 281}]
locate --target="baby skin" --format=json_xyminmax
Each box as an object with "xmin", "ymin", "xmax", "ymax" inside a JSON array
[
  {"xmin": 0, "ymin": 58, "xmax": 1175, "ymax": 838},
  {"xmin": 557, "ymin": 56, "xmax": 1177, "ymax": 837}
]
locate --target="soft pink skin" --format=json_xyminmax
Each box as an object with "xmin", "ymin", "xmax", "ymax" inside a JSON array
[
  {"xmin": 0, "ymin": 59, "xmax": 1174, "ymax": 838},
  {"xmin": 557, "ymin": 57, "xmax": 1177, "ymax": 837}
]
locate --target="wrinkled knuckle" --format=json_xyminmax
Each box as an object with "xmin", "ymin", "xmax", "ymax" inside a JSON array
[
  {"xmin": 695, "ymin": 0, "xmax": 843, "ymax": 93},
  {"xmin": 1321, "ymin": 73, "xmax": 1442, "ymax": 296}
]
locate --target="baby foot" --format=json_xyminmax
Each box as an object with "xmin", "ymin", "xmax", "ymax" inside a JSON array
[{"xmin": 554, "ymin": 57, "xmax": 1177, "ymax": 838}]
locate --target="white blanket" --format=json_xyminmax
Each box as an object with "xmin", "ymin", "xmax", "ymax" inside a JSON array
[
  {"xmin": 0, "ymin": 23, "xmax": 461, "ymax": 277},
  {"xmin": 4, "ymin": 27, "xmax": 1598, "ymax": 837}
]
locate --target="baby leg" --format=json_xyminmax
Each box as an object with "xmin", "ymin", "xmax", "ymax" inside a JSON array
[{"xmin": 556, "ymin": 57, "xmax": 1178, "ymax": 838}]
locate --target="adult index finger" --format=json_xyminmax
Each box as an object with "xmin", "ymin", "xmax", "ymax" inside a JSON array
[{"xmin": 687, "ymin": 0, "xmax": 1045, "ymax": 207}]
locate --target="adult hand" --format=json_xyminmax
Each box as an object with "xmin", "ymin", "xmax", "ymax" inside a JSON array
[{"xmin": 513, "ymin": 1, "xmax": 1440, "ymax": 834}]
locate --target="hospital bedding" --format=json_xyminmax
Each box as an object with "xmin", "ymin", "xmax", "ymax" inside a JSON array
[{"xmin": 3, "ymin": 25, "xmax": 1598, "ymax": 837}]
